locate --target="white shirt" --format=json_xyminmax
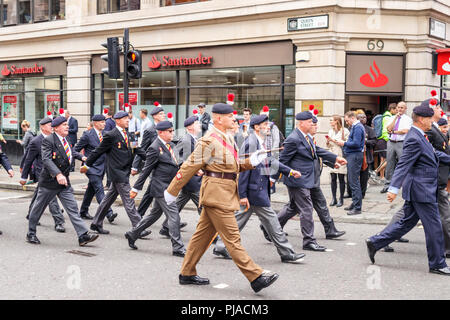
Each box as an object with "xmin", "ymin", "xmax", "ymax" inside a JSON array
[
  {"xmin": 255, "ymin": 134, "xmax": 266, "ymax": 151},
  {"xmin": 388, "ymin": 114, "xmax": 412, "ymax": 142}
]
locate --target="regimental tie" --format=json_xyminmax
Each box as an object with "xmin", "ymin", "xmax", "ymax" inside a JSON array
[
  {"xmin": 63, "ymin": 138, "xmax": 71, "ymax": 163},
  {"xmin": 305, "ymin": 135, "xmax": 315, "ymax": 158},
  {"xmin": 425, "ymin": 134, "xmax": 430, "ymax": 143},
  {"xmin": 98, "ymin": 131, "xmax": 103, "ymax": 143},
  {"xmin": 166, "ymin": 143, "xmax": 178, "ymax": 164},
  {"xmin": 122, "ymin": 129, "xmax": 129, "ymax": 147}
]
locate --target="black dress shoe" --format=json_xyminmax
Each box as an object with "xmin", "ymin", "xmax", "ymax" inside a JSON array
[
  {"xmin": 383, "ymin": 245, "xmax": 394, "ymax": 252},
  {"xmin": 326, "ymin": 230, "xmax": 346, "ymax": 239},
  {"xmin": 173, "ymin": 250, "xmax": 186, "ymax": 257},
  {"xmin": 429, "ymin": 266, "xmax": 450, "ymax": 276},
  {"xmin": 139, "ymin": 230, "xmax": 152, "ymax": 238},
  {"xmin": 251, "ymin": 272, "xmax": 279, "ymax": 293},
  {"xmin": 446, "ymin": 252, "xmax": 450, "ymax": 259},
  {"xmin": 344, "ymin": 205, "xmax": 355, "ymax": 211},
  {"xmin": 90, "ymin": 224, "xmax": 109, "ymax": 234},
  {"xmin": 336, "ymin": 199, "xmax": 343, "ymax": 207},
  {"xmin": 107, "ymin": 213, "xmax": 118, "ymax": 224},
  {"xmin": 54, "ymin": 224, "xmax": 66, "ymax": 233},
  {"xmin": 180, "ymin": 222, "xmax": 188, "ymax": 230},
  {"xmin": 343, "ymin": 194, "xmax": 352, "ymax": 199},
  {"xmin": 260, "ymin": 224, "xmax": 272, "ymax": 242},
  {"xmin": 380, "ymin": 186, "xmax": 389, "ymax": 194},
  {"xmin": 125, "ymin": 232, "xmax": 138, "ymax": 250},
  {"xmin": 303, "ymin": 243, "xmax": 326, "ymax": 252},
  {"xmin": 80, "ymin": 213, "xmax": 94, "ymax": 220},
  {"xmin": 396, "ymin": 237, "xmax": 409, "ymax": 243},
  {"xmin": 78, "ymin": 232, "xmax": 99, "ymax": 246},
  {"xmin": 347, "ymin": 209, "xmax": 362, "ymax": 216},
  {"xmin": 281, "ymin": 253, "xmax": 305, "ymax": 263},
  {"xmin": 329, "ymin": 198, "xmax": 337, "ymax": 206},
  {"xmin": 159, "ymin": 228, "xmax": 170, "ymax": 237},
  {"xmin": 26, "ymin": 233, "xmax": 40, "ymax": 244},
  {"xmin": 213, "ymin": 247, "xmax": 232, "ymax": 260},
  {"xmin": 179, "ymin": 274, "xmax": 210, "ymax": 285},
  {"xmin": 366, "ymin": 239, "xmax": 377, "ymax": 264}
]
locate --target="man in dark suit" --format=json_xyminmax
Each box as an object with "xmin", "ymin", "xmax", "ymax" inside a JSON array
[
  {"xmin": 277, "ymin": 111, "xmax": 347, "ymax": 251},
  {"xmin": 366, "ymin": 105, "xmax": 450, "ymax": 275},
  {"xmin": 20, "ymin": 117, "xmax": 65, "ymax": 232},
  {"xmin": 74, "ymin": 114, "xmax": 117, "ymax": 223},
  {"xmin": 0, "ymin": 143, "xmax": 14, "ymax": 236},
  {"xmin": 213, "ymin": 114, "xmax": 305, "ymax": 263},
  {"xmin": 26, "ymin": 116, "xmax": 98, "ymax": 246},
  {"xmin": 198, "ymin": 103, "xmax": 211, "ymax": 136},
  {"xmin": 65, "ymin": 110, "xmax": 78, "ymax": 147},
  {"xmin": 125, "ymin": 121, "xmax": 186, "ymax": 257},
  {"xmin": 82, "ymin": 111, "xmax": 146, "ymax": 235},
  {"xmin": 103, "ymin": 109, "xmax": 116, "ymax": 190}
]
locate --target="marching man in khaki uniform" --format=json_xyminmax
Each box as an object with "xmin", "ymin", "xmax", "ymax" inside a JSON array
[{"xmin": 164, "ymin": 102, "xmax": 279, "ymax": 293}]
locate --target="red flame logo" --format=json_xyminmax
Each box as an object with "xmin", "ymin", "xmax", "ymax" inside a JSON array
[
  {"xmin": 360, "ymin": 61, "xmax": 389, "ymax": 88},
  {"xmin": 1, "ymin": 65, "xmax": 11, "ymax": 76},
  {"xmin": 148, "ymin": 55, "xmax": 161, "ymax": 69}
]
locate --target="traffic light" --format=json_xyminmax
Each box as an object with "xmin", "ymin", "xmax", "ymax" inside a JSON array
[
  {"xmin": 127, "ymin": 50, "xmax": 142, "ymax": 79},
  {"xmin": 101, "ymin": 37, "xmax": 120, "ymax": 79}
]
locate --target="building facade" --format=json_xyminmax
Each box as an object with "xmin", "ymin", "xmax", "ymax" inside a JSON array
[{"xmin": 0, "ymin": 0, "xmax": 449, "ymax": 162}]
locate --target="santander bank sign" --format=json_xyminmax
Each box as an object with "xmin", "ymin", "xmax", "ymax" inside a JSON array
[
  {"xmin": 148, "ymin": 53, "xmax": 213, "ymax": 69},
  {"xmin": 1, "ymin": 63, "xmax": 44, "ymax": 77}
]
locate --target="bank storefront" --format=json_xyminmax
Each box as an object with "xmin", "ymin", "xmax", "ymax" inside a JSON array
[{"xmin": 91, "ymin": 41, "xmax": 296, "ymax": 137}]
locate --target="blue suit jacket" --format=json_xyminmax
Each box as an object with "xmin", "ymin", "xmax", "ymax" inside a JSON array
[
  {"xmin": 68, "ymin": 117, "xmax": 78, "ymax": 146},
  {"xmin": 280, "ymin": 128, "xmax": 337, "ymax": 189},
  {"xmin": 175, "ymin": 133, "xmax": 202, "ymax": 193},
  {"xmin": 390, "ymin": 126, "xmax": 450, "ymax": 203},
  {"xmin": 74, "ymin": 129, "xmax": 106, "ymax": 177},
  {"xmin": 239, "ymin": 133, "xmax": 292, "ymax": 207},
  {"xmin": 105, "ymin": 118, "xmax": 116, "ymax": 132},
  {"xmin": 21, "ymin": 134, "xmax": 45, "ymax": 181}
]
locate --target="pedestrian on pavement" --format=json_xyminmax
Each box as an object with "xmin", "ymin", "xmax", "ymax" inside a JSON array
[
  {"xmin": 25, "ymin": 116, "xmax": 98, "ymax": 246},
  {"xmin": 366, "ymin": 104, "xmax": 450, "ymax": 275},
  {"xmin": 197, "ymin": 103, "xmax": 211, "ymax": 137},
  {"xmin": 75, "ymin": 114, "xmax": 117, "ymax": 223},
  {"xmin": 326, "ymin": 115, "xmax": 349, "ymax": 207},
  {"xmin": 165, "ymin": 102, "xmax": 278, "ymax": 293},
  {"xmin": 20, "ymin": 117, "xmax": 65, "ymax": 233},
  {"xmin": 127, "ymin": 109, "xmax": 141, "ymax": 149},
  {"xmin": 82, "ymin": 111, "xmax": 146, "ymax": 235},
  {"xmin": 239, "ymin": 108, "xmax": 253, "ymax": 138},
  {"xmin": 358, "ymin": 113, "xmax": 377, "ymax": 198},
  {"xmin": 139, "ymin": 108, "xmax": 152, "ymax": 145},
  {"xmin": 65, "ymin": 110, "xmax": 78, "ymax": 147},
  {"xmin": 375, "ymin": 103, "xmax": 397, "ymax": 181},
  {"xmin": 104, "ymin": 109, "xmax": 116, "ymax": 132},
  {"xmin": 0, "ymin": 141, "xmax": 14, "ymax": 236},
  {"xmin": 16, "ymin": 120, "xmax": 35, "ymax": 152},
  {"xmin": 125, "ymin": 121, "xmax": 186, "ymax": 256}
]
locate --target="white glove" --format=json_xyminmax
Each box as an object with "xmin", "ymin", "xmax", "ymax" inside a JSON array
[
  {"xmin": 164, "ymin": 190, "xmax": 177, "ymax": 205},
  {"xmin": 250, "ymin": 151, "xmax": 268, "ymax": 166}
]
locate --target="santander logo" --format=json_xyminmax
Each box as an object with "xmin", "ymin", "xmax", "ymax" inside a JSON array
[
  {"xmin": 148, "ymin": 55, "xmax": 162, "ymax": 69},
  {"xmin": 442, "ymin": 58, "xmax": 450, "ymax": 73},
  {"xmin": 1, "ymin": 65, "xmax": 11, "ymax": 76},
  {"xmin": 359, "ymin": 60, "xmax": 389, "ymax": 88}
]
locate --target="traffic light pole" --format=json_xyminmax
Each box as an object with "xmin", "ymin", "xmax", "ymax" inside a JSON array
[{"xmin": 123, "ymin": 28, "xmax": 129, "ymax": 106}]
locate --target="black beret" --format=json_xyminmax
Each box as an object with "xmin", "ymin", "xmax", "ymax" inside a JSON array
[
  {"xmin": 51, "ymin": 116, "xmax": 67, "ymax": 127},
  {"xmin": 413, "ymin": 105, "xmax": 434, "ymax": 118},
  {"xmin": 295, "ymin": 111, "xmax": 313, "ymax": 121},
  {"xmin": 92, "ymin": 114, "xmax": 106, "ymax": 121},
  {"xmin": 39, "ymin": 117, "xmax": 52, "ymax": 125},
  {"xmin": 312, "ymin": 116, "xmax": 318, "ymax": 124},
  {"xmin": 113, "ymin": 111, "xmax": 128, "ymax": 119},
  {"xmin": 150, "ymin": 107, "xmax": 164, "ymax": 116},
  {"xmin": 212, "ymin": 103, "xmax": 234, "ymax": 114},
  {"xmin": 184, "ymin": 116, "xmax": 198, "ymax": 127},
  {"xmin": 155, "ymin": 121, "xmax": 173, "ymax": 131},
  {"xmin": 421, "ymin": 98, "xmax": 440, "ymax": 108},
  {"xmin": 250, "ymin": 114, "xmax": 268, "ymax": 127},
  {"xmin": 437, "ymin": 118, "xmax": 448, "ymax": 126}
]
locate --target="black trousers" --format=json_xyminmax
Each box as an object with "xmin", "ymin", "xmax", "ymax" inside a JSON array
[{"xmin": 330, "ymin": 173, "xmax": 345, "ymax": 200}]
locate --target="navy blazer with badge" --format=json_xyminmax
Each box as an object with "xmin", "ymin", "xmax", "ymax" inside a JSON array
[
  {"xmin": 280, "ymin": 128, "xmax": 337, "ymax": 189},
  {"xmin": 238, "ymin": 133, "xmax": 292, "ymax": 207},
  {"xmin": 175, "ymin": 133, "xmax": 201, "ymax": 193},
  {"xmin": 21, "ymin": 134, "xmax": 46, "ymax": 182},
  {"xmin": 133, "ymin": 138, "xmax": 179, "ymax": 198},
  {"xmin": 426, "ymin": 124, "xmax": 450, "ymax": 189},
  {"xmin": 39, "ymin": 133, "xmax": 84, "ymax": 190},
  {"xmin": 74, "ymin": 129, "xmax": 106, "ymax": 177},
  {"xmin": 67, "ymin": 116, "xmax": 78, "ymax": 146},
  {"xmin": 390, "ymin": 126, "xmax": 450, "ymax": 203},
  {"xmin": 85, "ymin": 127, "xmax": 145, "ymax": 183}
]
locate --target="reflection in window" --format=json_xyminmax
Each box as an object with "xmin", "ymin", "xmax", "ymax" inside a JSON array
[
  {"xmin": 34, "ymin": 0, "xmax": 48, "ymax": 22},
  {"xmin": 18, "ymin": 0, "xmax": 31, "ymax": 24},
  {"xmin": 3, "ymin": 0, "xmax": 18, "ymax": 25},
  {"xmin": 97, "ymin": 0, "xmax": 140, "ymax": 14},
  {"xmin": 161, "ymin": 0, "xmax": 209, "ymax": 6},
  {"xmin": 0, "ymin": 0, "xmax": 65, "ymax": 26},
  {"xmin": 51, "ymin": 0, "xmax": 65, "ymax": 20},
  {"xmin": 190, "ymin": 67, "xmax": 282, "ymax": 86}
]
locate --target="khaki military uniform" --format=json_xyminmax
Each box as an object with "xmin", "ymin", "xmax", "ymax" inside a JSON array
[{"xmin": 167, "ymin": 126, "xmax": 264, "ymax": 282}]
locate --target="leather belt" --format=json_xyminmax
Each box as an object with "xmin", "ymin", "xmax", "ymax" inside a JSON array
[
  {"xmin": 389, "ymin": 140, "xmax": 403, "ymax": 143},
  {"xmin": 205, "ymin": 171, "xmax": 237, "ymax": 180}
]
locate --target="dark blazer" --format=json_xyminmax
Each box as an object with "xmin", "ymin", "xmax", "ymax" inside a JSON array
[
  {"xmin": 104, "ymin": 118, "xmax": 116, "ymax": 132},
  {"xmin": 390, "ymin": 126, "xmax": 450, "ymax": 203},
  {"xmin": 21, "ymin": 134, "xmax": 45, "ymax": 181},
  {"xmin": 239, "ymin": 133, "xmax": 291, "ymax": 207},
  {"xmin": 343, "ymin": 122, "xmax": 365, "ymax": 154},
  {"xmin": 132, "ymin": 123, "xmax": 158, "ymax": 169},
  {"xmin": 200, "ymin": 112, "xmax": 211, "ymax": 136},
  {"xmin": 280, "ymin": 128, "xmax": 337, "ymax": 189},
  {"xmin": 426, "ymin": 124, "xmax": 450, "ymax": 189},
  {"xmin": 133, "ymin": 138, "xmax": 179, "ymax": 198},
  {"xmin": 175, "ymin": 133, "xmax": 201, "ymax": 193},
  {"xmin": 85, "ymin": 127, "xmax": 145, "ymax": 183},
  {"xmin": 364, "ymin": 124, "xmax": 377, "ymax": 164},
  {"xmin": 74, "ymin": 129, "xmax": 106, "ymax": 177},
  {"xmin": 39, "ymin": 133, "xmax": 83, "ymax": 190},
  {"xmin": 67, "ymin": 116, "xmax": 78, "ymax": 146}
]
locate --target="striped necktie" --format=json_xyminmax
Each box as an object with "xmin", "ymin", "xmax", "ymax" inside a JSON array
[
  {"xmin": 305, "ymin": 135, "xmax": 315, "ymax": 157},
  {"xmin": 122, "ymin": 129, "xmax": 129, "ymax": 147},
  {"xmin": 166, "ymin": 143, "xmax": 178, "ymax": 164},
  {"xmin": 63, "ymin": 138, "xmax": 71, "ymax": 163},
  {"xmin": 98, "ymin": 131, "xmax": 103, "ymax": 143}
]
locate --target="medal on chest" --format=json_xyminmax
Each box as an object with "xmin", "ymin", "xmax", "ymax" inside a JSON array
[
  {"xmin": 117, "ymin": 142, "xmax": 121, "ymax": 149},
  {"xmin": 159, "ymin": 147, "xmax": 163, "ymax": 155},
  {"xmin": 52, "ymin": 152, "xmax": 56, "ymax": 160}
]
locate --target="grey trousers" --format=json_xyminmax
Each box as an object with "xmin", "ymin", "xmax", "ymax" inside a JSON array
[
  {"xmin": 161, "ymin": 189, "xmax": 201, "ymax": 230},
  {"xmin": 130, "ymin": 197, "xmax": 185, "ymax": 252},
  {"xmin": 278, "ymin": 187, "xmax": 316, "ymax": 246},
  {"xmin": 215, "ymin": 205, "xmax": 296, "ymax": 258},
  {"xmin": 384, "ymin": 140, "xmax": 404, "ymax": 186},
  {"xmin": 28, "ymin": 186, "xmax": 88, "ymax": 237},
  {"xmin": 385, "ymin": 189, "xmax": 450, "ymax": 253},
  {"xmin": 93, "ymin": 182, "xmax": 141, "ymax": 228},
  {"xmin": 28, "ymin": 186, "xmax": 65, "ymax": 226}
]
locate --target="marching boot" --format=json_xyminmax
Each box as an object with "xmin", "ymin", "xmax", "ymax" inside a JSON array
[{"xmin": 325, "ymin": 220, "xmax": 346, "ymax": 239}]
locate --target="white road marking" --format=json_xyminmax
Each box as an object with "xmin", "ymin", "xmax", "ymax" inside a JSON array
[
  {"xmin": 325, "ymin": 249, "xmax": 334, "ymax": 252},
  {"xmin": 346, "ymin": 242, "xmax": 357, "ymax": 246},
  {"xmin": 214, "ymin": 283, "xmax": 229, "ymax": 289}
]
